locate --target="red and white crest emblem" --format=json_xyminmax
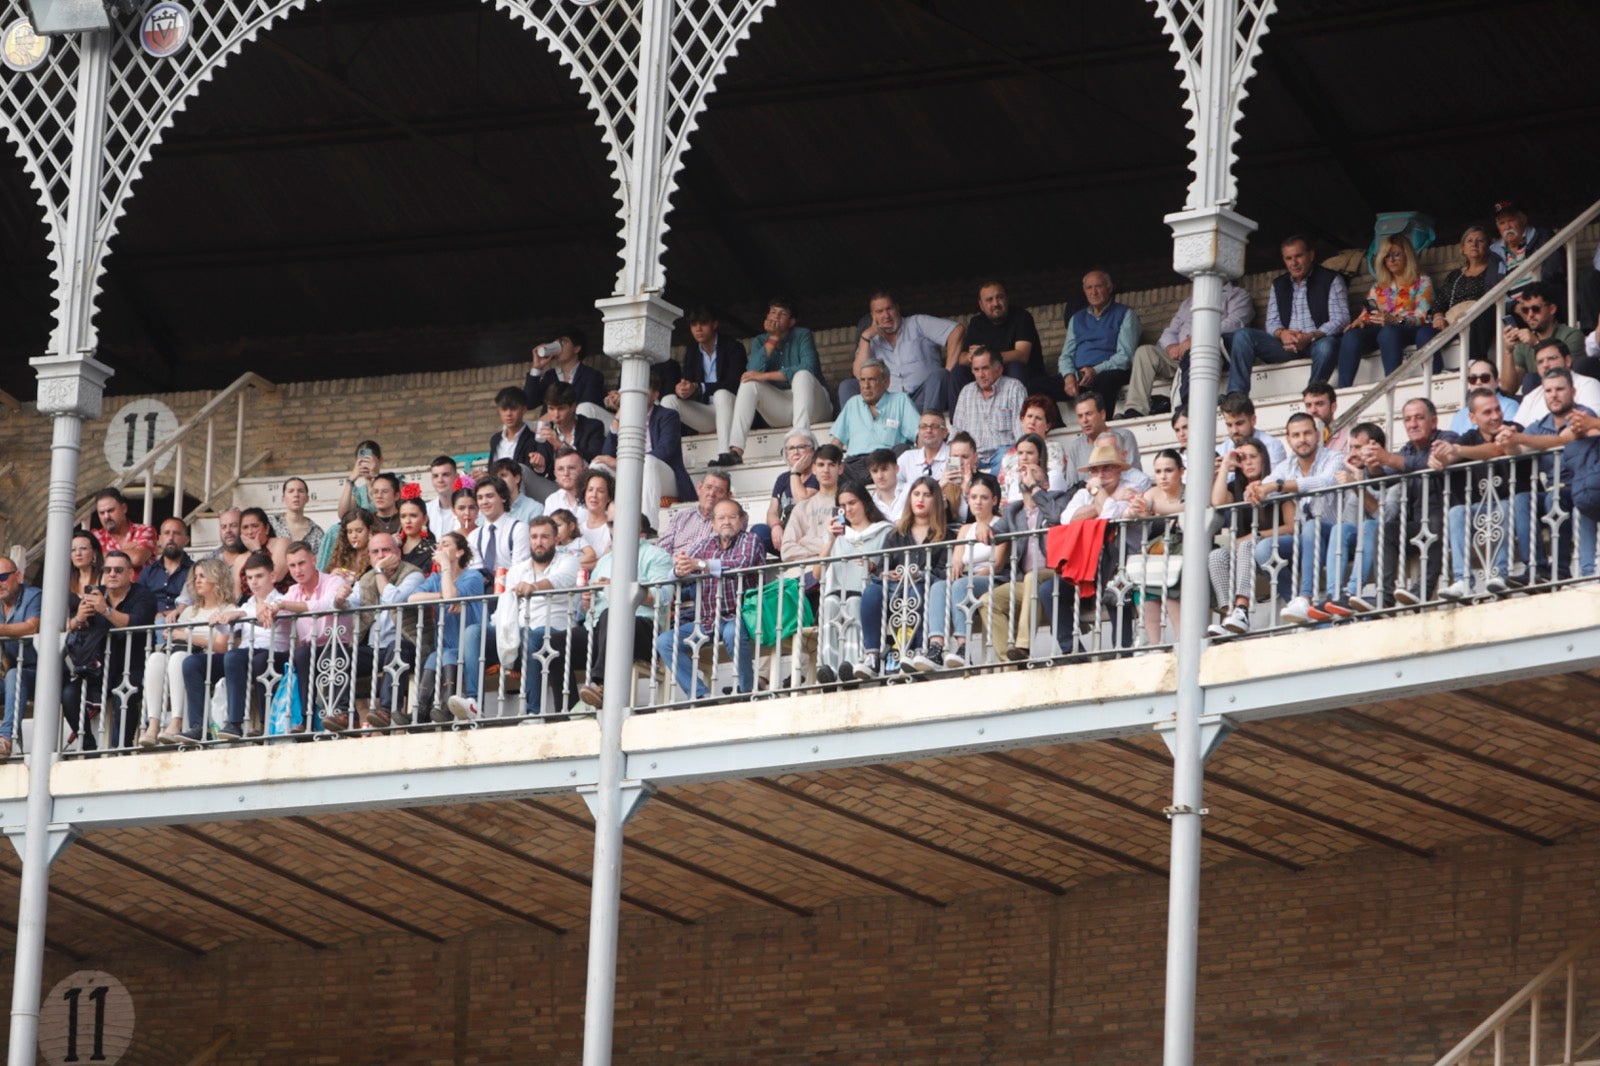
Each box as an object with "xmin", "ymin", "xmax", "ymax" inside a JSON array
[{"xmin": 140, "ymin": 4, "xmax": 191, "ymax": 58}]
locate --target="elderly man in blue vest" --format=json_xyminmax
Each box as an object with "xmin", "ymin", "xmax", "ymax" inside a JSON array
[
  {"xmin": 1226, "ymin": 235, "xmax": 1350, "ymax": 393},
  {"xmin": 1057, "ymin": 269, "xmax": 1141, "ymax": 417}
]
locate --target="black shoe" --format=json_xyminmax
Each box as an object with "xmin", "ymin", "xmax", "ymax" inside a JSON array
[
  {"xmin": 1150, "ymin": 395, "xmax": 1172, "ymax": 415},
  {"xmin": 1117, "ymin": 409, "xmax": 1144, "ymax": 421},
  {"xmin": 816, "ymin": 664, "xmax": 836, "ymax": 685},
  {"xmin": 709, "ymin": 451, "xmax": 743, "ymax": 467}
]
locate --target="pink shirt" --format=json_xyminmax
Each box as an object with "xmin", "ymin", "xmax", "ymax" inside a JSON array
[{"xmin": 289, "ymin": 572, "xmax": 352, "ymax": 645}]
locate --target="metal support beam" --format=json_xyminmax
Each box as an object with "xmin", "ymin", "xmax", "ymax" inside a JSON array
[
  {"xmin": 654, "ymin": 789, "xmax": 947, "ymax": 908},
  {"xmin": 524, "ymin": 800, "xmax": 808, "ymax": 919},
  {"xmin": 168, "ymin": 825, "xmax": 446, "ymax": 943},
  {"xmin": 984, "ymin": 753, "xmax": 1302, "ymax": 872},
  {"xmin": 3, "ymin": 824, "xmax": 78, "ymax": 867},
  {"xmin": 1335, "ymin": 710, "xmax": 1600, "ymax": 809},
  {"xmin": 1459, "ymin": 691, "xmax": 1600, "ymax": 750},
  {"xmin": 1158, "ymin": 714, "xmax": 1234, "ymax": 765},
  {"xmin": 580, "ymin": 781, "xmax": 653, "ymax": 829},
  {"xmin": 289, "ymin": 817, "xmax": 567, "ymax": 935},
  {"xmin": 869, "ymin": 765, "xmax": 1169, "ymax": 877},
  {"xmin": 1109, "ymin": 739, "xmax": 1434, "ymax": 860},
  {"xmin": 745, "ymin": 779, "xmax": 1067, "ymax": 896},
  {"xmin": 8, "ymin": 17, "xmax": 116, "ymax": 1056},
  {"xmin": 1233, "ymin": 729, "xmax": 1557, "ymax": 846},
  {"xmin": 406, "ymin": 806, "xmax": 695, "ymax": 927},
  {"xmin": 73, "ymin": 838, "xmax": 327, "ymax": 950},
  {"xmin": 0, "ymin": 858, "xmax": 204, "ymax": 958}
]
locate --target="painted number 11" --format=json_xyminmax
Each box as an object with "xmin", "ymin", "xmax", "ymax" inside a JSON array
[
  {"xmin": 122, "ymin": 410, "xmax": 160, "ymax": 468},
  {"xmin": 61, "ymin": 984, "xmax": 109, "ymax": 1061}
]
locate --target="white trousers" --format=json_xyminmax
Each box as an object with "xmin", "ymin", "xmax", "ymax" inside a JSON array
[
  {"xmin": 661, "ymin": 389, "xmax": 736, "ymax": 454},
  {"xmin": 730, "ymin": 370, "xmax": 831, "ymax": 451}
]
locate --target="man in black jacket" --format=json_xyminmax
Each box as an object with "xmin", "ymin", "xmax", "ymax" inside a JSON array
[
  {"xmin": 662, "ymin": 307, "xmax": 746, "ymax": 458},
  {"xmin": 62, "ymin": 549, "xmax": 156, "ymax": 751}
]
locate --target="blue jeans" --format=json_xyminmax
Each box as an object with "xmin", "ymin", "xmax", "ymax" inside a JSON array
[
  {"xmin": 2, "ymin": 666, "xmax": 33, "ymax": 742},
  {"xmin": 1253, "ymin": 534, "xmax": 1297, "ymax": 603},
  {"xmin": 654, "ymin": 618, "xmax": 754, "ymax": 699},
  {"xmin": 1296, "ymin": 519, "xmax": 1359, "ymax": 600},
  {"xmin": 459, "ymin": 623, "xmax": 494, "ymax": 699},
  {"xmin": 188, "ymin": 648, "xmax": 286, "ymax": 732},
  {"xmin": 522, "ymin": 626, "xmax": 554, "ymax": 712},
  {"xmin": 1335, "ymin": 323, "xmax": 1438, "ymax": 387},
  {"xmin": 925, "ymin": 575, "xmax": 996, "ymax": 641},
  {"xmin": 1224, "ymin": 328, "xmax": 1335, "ymax": 393},
  {"xmin": 1446, "ymin": 493, "xmax": 1530, "ymax": 582},
  {"xmin": 1343, "ymin": 518, "xmax": 1380, "ymax": 595}
]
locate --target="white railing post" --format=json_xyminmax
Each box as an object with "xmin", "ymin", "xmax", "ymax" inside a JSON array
[
  {"xmin": 234, "ymin": 390, "xmax": 246, "ymax": 481},
  {"xmin": 203, "ymin": 418, "xmax": 215, "ymax": 509},
  {"xmin": 1566, "ymin": 240, "xmax": 1577, "ymax": 328},
  {"xmin": 1529, "ymin": 992, "xmax": 1539, "ymax": 1066},
  {"xmin": 1564, "ymin": 961, "xmax": 1574, "ymax": 1063}
]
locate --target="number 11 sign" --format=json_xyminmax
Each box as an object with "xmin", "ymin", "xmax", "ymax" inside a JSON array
[{"xmin": 39, "ymin": 970, "xmax": 134, "ymax": 1065}]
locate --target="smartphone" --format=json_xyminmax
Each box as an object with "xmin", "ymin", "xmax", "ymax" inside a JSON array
[
  {"xmin": 357, "ymin": 446, "xmax": 375, "ymax": 460},
  {"xmin": 1502, "ymin": 313, "xmax": 1519, "ymax": 328},
  {"xmin": 1364, "ymin": 299, "xmax": 1380, "ymax": 315}
]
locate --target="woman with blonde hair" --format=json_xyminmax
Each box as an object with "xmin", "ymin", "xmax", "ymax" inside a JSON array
[
  {"xmin": 144, "ymin": 557, "xmax": 235, "ymax": 747},
  {"xmin": 1335, "ymin": 234, "xmax": 1437, "ymax": 386}
]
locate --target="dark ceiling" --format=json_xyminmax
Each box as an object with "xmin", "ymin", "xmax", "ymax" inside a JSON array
[{"xmin": 2, "ymin": 0, "xmax": 1598, "ymax": 399}]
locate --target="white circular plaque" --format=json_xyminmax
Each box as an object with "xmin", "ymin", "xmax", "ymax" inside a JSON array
[
  {"xmin": 39, "ymin": 970, "xmax": 134, "ymax": 1065},
  {"xmin": 103, "ymin": 398, "xmax": 179, "ymax": 475}
]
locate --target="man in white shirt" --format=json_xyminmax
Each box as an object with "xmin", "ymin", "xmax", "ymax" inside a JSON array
[
  {"xmin": 1256, "ymin": 413, "xmax": 1353, "ymax": 624},
  {"xmin": 469, "ymin": 479, "xmax": 530, "ymax": 586},
  {"xmin": 541, "ymin": 449, "xmax": 586, "ymax": 518},
  {"xmin": 897, "ymin": 411, "xmax": 951, "ymax": 486},
  {"xmin": 425, "ymin": 456, "xmax": 460, "ymax": 538},
  {"xmin": 454, "ymin": 516, "xmax": 579, "ymax": 720},
  {"xmin": 1509, "ymin": 339, "xmax": 1600, "ymax": 428}
]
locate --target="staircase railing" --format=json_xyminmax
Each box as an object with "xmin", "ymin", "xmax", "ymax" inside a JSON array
[
  {"xmin": 25, "ymin": 372, "xmax": 276, "ymax": 564},
  {"xmin": 1434, "ymin": 929, "xmax": 1600, "ymax": 1066},
  {"xmin": 1333, "ymin": 198, "xmax": 1600, "ymax": 440}
]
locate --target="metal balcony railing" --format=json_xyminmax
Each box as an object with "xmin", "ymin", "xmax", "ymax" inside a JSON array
[{"xmin": 5, "ymin": 443, "xmax": 1596, "ymax": 757}]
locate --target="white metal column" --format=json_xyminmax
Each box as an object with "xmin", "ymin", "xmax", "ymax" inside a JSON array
[
  {"xmin": 1146, "ymin": 0, "xmax": 1275, "ymax": 1063},
  {"xmin": 6, "ymin": 23, "xmax": 116, "ymax": 1059}
]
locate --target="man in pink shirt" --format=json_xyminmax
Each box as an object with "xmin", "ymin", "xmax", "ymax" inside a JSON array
[
  {"xmin": 92, "ymin": 488, "xmax": 156, "ymax": 575},
  {"xmin": 266, "ymin": 541, "xmax": 352, "ymax": 727}
]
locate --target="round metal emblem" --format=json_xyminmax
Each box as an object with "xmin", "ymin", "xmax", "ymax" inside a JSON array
[
  {"xmin": 1, "ymin": 19, "xmax": 50, "ymax": 73},
  {"xmin": 140, "ymin": 3, "xmax": 192, "ymax": 58}
]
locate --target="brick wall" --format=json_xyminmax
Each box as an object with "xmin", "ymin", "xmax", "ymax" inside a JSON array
[{"xmin": 11, "ymin": 828, "xmax": 1596, "ymax": 1064}]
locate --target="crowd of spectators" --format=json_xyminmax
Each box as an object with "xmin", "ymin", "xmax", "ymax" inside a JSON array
[{"xmin": 5, "ymin": 200, "xmax": 1600, "ymax": 749}]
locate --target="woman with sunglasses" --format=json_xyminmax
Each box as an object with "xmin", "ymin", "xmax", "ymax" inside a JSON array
[{"xmin": 1336, "ymin": 236, "xmax": 1437, "ymax": 386}]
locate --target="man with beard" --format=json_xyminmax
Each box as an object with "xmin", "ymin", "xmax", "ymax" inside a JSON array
[
  {"xmin": 1502, "ymin": 286, "xmax": 1585, "ymax": 396},
  {"xmin": 1257, "ymin": 413, "xmax": 1352, "ymax": 624},
  {"xmin": 1501, "ymin": 369, "xmax": 1600, "ymax": 579},
  {"xmin": 451, "ymin": 516, "xmax": 577, "ymax": 720},
  {"xmin": 138, "ymin": 517, "xmax": 194, "ymax": 621},
  {"xmin": 954, "ymin": 280, "xmax": 1043, "ymax": 395},
  {"xmin": 0, "ymin": 555, "xmax": 41, "ymax": 758},
  {"xmin": 92, "ymin": 488, "xmax": 155, "ymax": 575}
]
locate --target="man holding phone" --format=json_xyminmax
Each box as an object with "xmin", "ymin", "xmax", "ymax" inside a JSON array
[
  {"xmin": 1501, "ymin": 284, "xmax": 1584, "ymax": 395},
  {"xmin": 62, "ymin": 550, "xmax": 156, "ymax": 750}
]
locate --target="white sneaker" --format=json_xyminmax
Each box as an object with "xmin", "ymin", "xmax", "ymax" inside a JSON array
[
  {"xmin": 446, "ymin": 695, "xmax": 478, "ymax": 721},
  {"xmin": 1485, "ymin": 575, "xmax": 1510, "ymax": 595},
  {"xmin": 1221, "ymin": 605, "xmax": 1251, "ymax": 635},
  {"xmin": 1438, "ymin": 579, "xmax": 1471, "ymax": 601},
  {"xmin": 942, "ymin": 646, "xmax": 968, "ymax": 670},
  {"xmin": 1280, "ymin": 596, "xmax": 1313, "ymax": 625}
]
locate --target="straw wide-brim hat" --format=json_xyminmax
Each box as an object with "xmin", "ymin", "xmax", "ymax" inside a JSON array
[{"xmin": 1083, "ymin": 438, "xmax": 1130, "ymax": 470}]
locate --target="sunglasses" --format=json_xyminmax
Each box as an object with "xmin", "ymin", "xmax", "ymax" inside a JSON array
[
  {"xmin": 102, "ymin": 566, "xmax": 128, "ymax": 574},
  {"xmin": 0, "ymin": 571, "xmax": 15, "ymax": 582},
  {"xmin": 1467, "ymin": 374, "xmax": 1494, "ymax": 384}
]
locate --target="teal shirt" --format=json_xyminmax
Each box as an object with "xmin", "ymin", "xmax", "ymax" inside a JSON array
[
  {"xmin": 832, "ymin": 392, "xmax": 919, "ymax": 457},
  {"xmin": 747, "ymin": 326, "xmax": 821, "ymax": 386}
]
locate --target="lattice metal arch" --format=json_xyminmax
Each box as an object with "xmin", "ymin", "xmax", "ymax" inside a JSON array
[
  {"xmin": 1, "ymin": 0, "xmax": 777, "ymax": 359},
  {"xmin": 0, "ymin": 1, "xmax": 80, "ymax": 327},
  {"xmin": 1149, "ymin": 0, "xmax": 1276, "ymax": 210}
]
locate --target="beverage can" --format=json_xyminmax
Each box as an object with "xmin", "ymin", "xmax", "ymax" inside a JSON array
[
  {"xmin": 494, "ymin": 567, "xmax": 508, "ymax": 594},
  {"xmin": 577, "ymin": 567, "xmax": 590, "ymax": 587}
]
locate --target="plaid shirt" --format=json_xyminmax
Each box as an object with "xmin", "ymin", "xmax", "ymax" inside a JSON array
[
  {"xmin": 953, "ymin": 375, "xmax": 1028, "ymax": 460},
  {"xmin": 686, "ymin": 530, "xmax": 764, "ymax": 626}
]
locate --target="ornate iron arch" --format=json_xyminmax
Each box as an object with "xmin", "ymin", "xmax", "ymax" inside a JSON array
[
  {"xmin": 0, "ymin": 0, "xmax": 779, "ymax": 361},
  {"xmin": 0, "ymin": 6, "xmax": 79, "ymax": 326}
]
